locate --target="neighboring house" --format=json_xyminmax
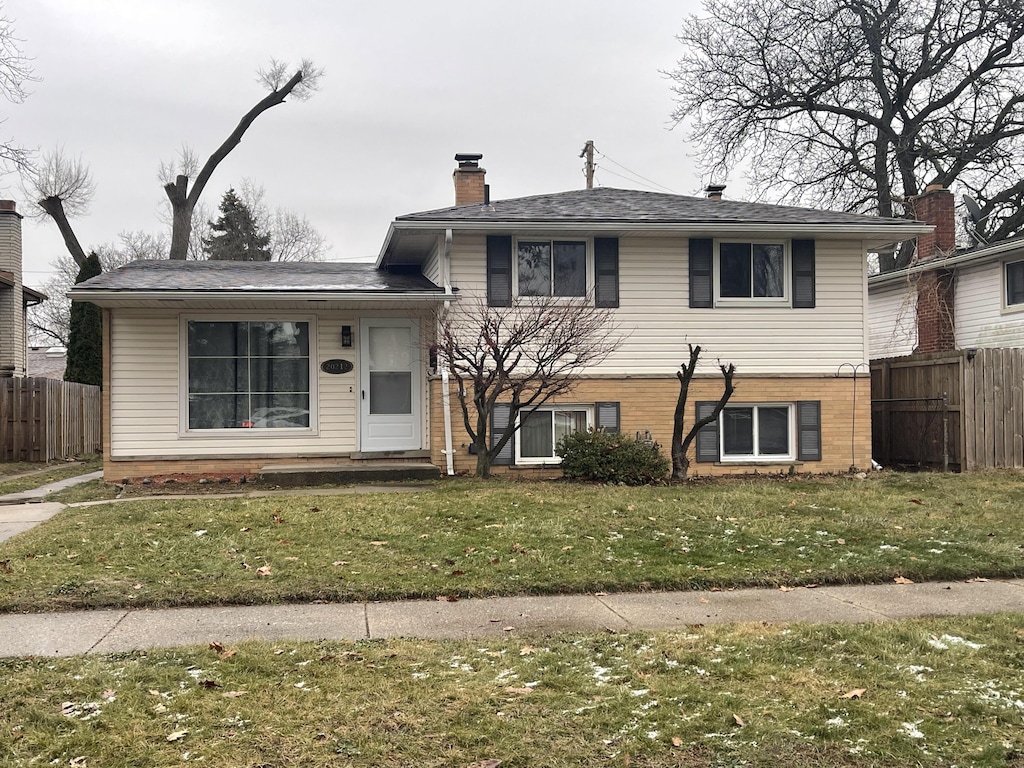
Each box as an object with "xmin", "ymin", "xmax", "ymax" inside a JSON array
[
  {"xmin": 0, "ymin": 201, "xmax": 47, "ymax": 378},
  {"xmin": 72, "ymin": 156, "xmax": 927, "ymax": 481},
  {"xmin": 27, "ymin": 346, "xmax": 68, "ymax": 379},
  {"xmin": 869, "ymin": 185, "xmax": 1024, "ymax": 355}
]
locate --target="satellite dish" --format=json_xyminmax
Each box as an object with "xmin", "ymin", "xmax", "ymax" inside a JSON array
[{"xmin": 963, "ymin": 194, "xmax": 985, "ymax": 224}]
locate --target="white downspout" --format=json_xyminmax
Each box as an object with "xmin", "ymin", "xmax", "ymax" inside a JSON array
[{"xmin": 440, "ymin": 228, "xmax": 455, "ymax": 476}]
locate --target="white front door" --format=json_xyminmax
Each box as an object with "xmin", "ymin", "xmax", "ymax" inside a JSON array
[{"xmin": 360, "ymin": 318, "xmax": 421, "ymax": 451}]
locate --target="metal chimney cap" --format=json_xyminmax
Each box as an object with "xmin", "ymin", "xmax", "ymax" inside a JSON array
[{"xmin": 455, "ymin": 153, "xmax": 483, "ymax": 167}]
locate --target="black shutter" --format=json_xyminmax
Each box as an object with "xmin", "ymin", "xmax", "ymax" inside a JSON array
[
  {"xmin": 595, "ymin": 402, "xmax": 620, "ymax": 433},
  {"xmin": 689, "ymin": 238, "xmax": 713, "ymax": 308},
  {"xmin": 490, "ymin": 403, "xmax": 514, "ymax": 465},
  {"xmin": 594, "ymin": 237, "xmax": 619, "ymax": 308},
  {"xmin": 796, "ymin": 401, "xmax": 822, "ymax": 461},
  {"xmin": 487, "ymin": 235, "xmax": 513, "ymax": 307},
  {"xmin": 791, "ymin": 239, "xmax": 816, "ymax": 308},
  {"xmin": 695, "ymin": 401, "xmax": 720, "ymax": 462}
]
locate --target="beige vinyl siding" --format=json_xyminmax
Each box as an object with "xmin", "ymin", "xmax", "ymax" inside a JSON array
[
  {"xmin": 449, "ymin": 233, "xmax": 871, "ymax": 374},
  {"xmin": 869, "ymin": 280, "xmax": 917, "ymax": 358},
  {"xmin": 954, "ymin": 260, "xmax": 1024, "ymax": 348},
  {"xmin": 109, "ymin": 308, "xmax": 359, "ymax": 458},
  {"xmin": 421, "ymin": 238, "xmax": 442, "ymax": 286}
]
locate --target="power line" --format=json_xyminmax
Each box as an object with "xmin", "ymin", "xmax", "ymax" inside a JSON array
[{"xmin": 594, "ymin": 149, "xmax": 678, "ymax": 194}]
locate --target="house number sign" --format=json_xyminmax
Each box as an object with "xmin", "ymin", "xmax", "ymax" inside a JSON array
[{"xmin": 320, "ymin": 359, "xmax": 354, "ymax": 375}]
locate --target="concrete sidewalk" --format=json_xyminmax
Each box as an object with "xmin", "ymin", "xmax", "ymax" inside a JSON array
[{"xmin": 1, "ymin": 578, "xmax": 1021, "ymax": 658}]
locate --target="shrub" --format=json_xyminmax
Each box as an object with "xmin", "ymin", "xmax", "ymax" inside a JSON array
[{"xmin": 557, "ymin": 429, "xmax": 670, "ymax": 485}]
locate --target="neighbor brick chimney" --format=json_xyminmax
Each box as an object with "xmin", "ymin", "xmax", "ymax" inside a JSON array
[
  {"xmin": 0, "ymin": 200, "xmax": 26, "ymax": 376},
  {"xmin": 705, "ymin": 184, "xmax": 726, "ymax": 200},
  {"xmin": 453, "ymin": 153, "xmax": 487, "ymax": 206},
  {"xmin": 910, "ymin": 185, "xmax": 956, "ymax": 353}
]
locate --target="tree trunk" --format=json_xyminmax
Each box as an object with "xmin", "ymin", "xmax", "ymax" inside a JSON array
[{"xmin": 38, "ymin": 196, "xmax": 88, "ymax": 268}]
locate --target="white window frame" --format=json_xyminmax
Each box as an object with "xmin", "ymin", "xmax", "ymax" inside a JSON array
[
  {"xmin": 514, "ymin": 404, "xmax": 593, "ymax": 465},
  {"xmin": 178, "ymin": 315, "xmax": 319, "ymax": 438},
  {"xmin": 512, "ymin": 237, "xmax": 593, "ymax": 299},
  {"xmin": 719, "ymin": 402, "xmax": 795, "ymax": 462},
  {"xmin": 715, "ymin": 239, "xmax": 790, "ymax": 307},
  {"xmin": 1004, "ymin": 258, "xmax": 1024, "ymax": 311}
]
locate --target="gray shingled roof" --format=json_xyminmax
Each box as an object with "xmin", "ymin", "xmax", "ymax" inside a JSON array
[
  {"xmin": 72, "ymin": 260, "xmax": 443, "ymax": 293},
  {"xmin": 396, "ymin": 187, "xmax": 922, "ymax": 227}
]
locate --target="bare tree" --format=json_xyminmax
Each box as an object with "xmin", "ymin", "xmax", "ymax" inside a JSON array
[
  {"xmin": 669, "ymin": 0, "xmax": 1024, "ymax": 270},
  {"xmin": 23, "ymin": 147, "xmax": 95, "ymax": 268},
  {"xmin": 237, "ymin": 178, "xmax": 330, "ymax": 262},
  {"xmin": 437, "ymin": 295, "xmax": 620, "ymax": 478},
  {"xmin": 163, "ymin": 59, "xmax": 322, "ymax": 261},
  {"xmin": 0, "ymin": 4, "xmax": 36, "ymax": 175},
  {"xmin": 26, "ymin": 59, "xmax": 322, "ymax": 267},
  {"xmin": 670, "ymin": 344, "xmax": 736, "ymax": 480}
]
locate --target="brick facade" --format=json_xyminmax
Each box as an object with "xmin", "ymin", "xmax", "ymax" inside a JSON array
[{"xmin": 429, "ymin": 376, "xmax": 872, "ymax": 476}]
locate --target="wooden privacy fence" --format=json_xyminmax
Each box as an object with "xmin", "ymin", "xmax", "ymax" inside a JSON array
[
  {"xmin": 0, "ymin": 377, "xmax": 101, "ymax": 462},
  {"xmin": 871, "ymin": 348, "xmax": 1024, "ymax": 471}
]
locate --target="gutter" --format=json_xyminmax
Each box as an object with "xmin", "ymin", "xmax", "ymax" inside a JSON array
[
  {"xmin": 68, "ymin": 289, "xmax": 455, "ymax": 305},
  {"xmin": 869, "ymin": 238, "xmax": 1024, "ymax": 288}
]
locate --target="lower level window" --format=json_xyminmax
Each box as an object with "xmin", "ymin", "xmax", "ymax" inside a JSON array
[
  {"xmin": 516, "ymin": 407, "xmax": 590, "ymax": 463},
  {"xmin": 721, "ymin": 404, "xmax": 792, "ymax": 460},
  {"xmin": 186, "ymin": 320, "xmax": 311, "ymax": 430}
]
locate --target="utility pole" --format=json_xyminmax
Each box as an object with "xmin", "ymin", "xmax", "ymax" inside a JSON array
[{"xmin": 580, "ymin": 140, "xmax": 595, "ymax": 189}]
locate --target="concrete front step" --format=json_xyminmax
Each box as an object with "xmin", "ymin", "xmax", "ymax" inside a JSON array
[{"xmin": 257, "ymin": 462, "xmax": 440, "ymax": 486}]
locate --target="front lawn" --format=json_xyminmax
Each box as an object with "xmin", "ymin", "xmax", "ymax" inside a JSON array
[
  {"xmin": 0, "ymin": 456, "xmax": 102, "ymax": 497},
  {"xmin": 2, "ymin": 614, "xmax": 1021, "ymax": 767},
  {"xmin": 1, "ymin": 472, "xmax": 1021, "ymax": 613}
]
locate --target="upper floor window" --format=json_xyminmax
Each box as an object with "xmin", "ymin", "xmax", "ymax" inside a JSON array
[
  {"xmin": 717, "ymin": 241, "xmax": 787, "ymax": 301},
  {"xmin": 517, "ymin": 240, "xmax": 587, "ymax": 297},
  {"xmin": 1006, "ymin": 260, "xmax": 1024, "ymax": 307}
]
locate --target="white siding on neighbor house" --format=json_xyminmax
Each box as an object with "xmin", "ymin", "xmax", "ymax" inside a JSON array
[
  {"xmin": 108, "ymin": 308, "xmax": 432, "ymax": 459},
  {"xmin": 449, "ymin": 233, "xmax": 873, "ymax": 374},
  {"xmin": 954, "ymin": 260, "xmax": 1024, "ymax": 348},
  {"xmin": 421, "ymin": 237, "xmax": 443, "ymax": 287},
  {"xmin": 868, "ymin": 280, "xmax": 917, "ymax": 358}
]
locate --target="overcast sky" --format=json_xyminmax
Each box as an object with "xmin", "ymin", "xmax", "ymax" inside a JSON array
[{"xmin": 4, "ymin": 0, "xmax": 707, "ymax": 287}]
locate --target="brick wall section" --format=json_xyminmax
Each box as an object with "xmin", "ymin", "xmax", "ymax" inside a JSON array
[
  {"xmin": 429, "ymin": 376, "xmax": 873, "ymax": 476},
  {"xmin": 915, "ymin": 268, "xmax": 956, "ymax": 353},
  {"xmin": 910, "ymin": 186, "xmax": 957, "ymax": 352},
  {"xmin": 453, "ymin": 166, "xmax": 486, "ymax": 206},
  {"xmin": 0, "ymin": 201, "xmax": 26, "ymax": 376},
  {"xmin": 104, "ymin": 455, "xmax": 432, "ymax": 482}
]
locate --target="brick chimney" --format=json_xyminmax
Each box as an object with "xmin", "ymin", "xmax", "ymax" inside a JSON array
[
  {"xmin": 453, "ymin": 153, "xmax": 487, "ymax": 206},
  {"xmin": 910, "ymin": 185, "xmax": 956, "ymax": 353},
  {"xmin": 0, "ymin": 200, "xmax": 26, "ymax": 377}
]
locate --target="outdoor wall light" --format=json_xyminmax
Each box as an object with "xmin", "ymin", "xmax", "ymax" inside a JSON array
[{"xmin": 341, "ymin": 325, "xmax": 352, "ymax": 347}]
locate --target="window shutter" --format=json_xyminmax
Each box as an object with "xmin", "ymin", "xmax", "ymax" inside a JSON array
[
  {"xmin": 595, "ymin": 402, "xmax": 620, "ymax": 433},
  {"xmin": 796, "ymin": 400, "xmax": 822, "ymax": 461},
  {"xmin": 689, "ymin": 238, "xmax": 713, "ymax": 308},
  {"xmin": 695, "ymin": 401, "xmax": 720, "ymax": 462},
  {"xmin": 791, "ymin": 239, "xmax": 816, "ymax": 308},
  {"xmin": 490, "ymin": 403, "xmax": 514, "ymax": 465},
  {"xmin": 487, "ymin": 235, "xmax": 513, "ymax": 307},
  {"xmin": 594, "ymin": 237, "xmax": 619, "ymax": 308}
]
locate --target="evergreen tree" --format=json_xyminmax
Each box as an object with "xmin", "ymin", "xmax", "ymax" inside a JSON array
[
  {"xmin": 65, "ymin": 252, "xmax": 103, "ymax": 387},
  {"xmin": 203, "ymin": 188, "xmax": 272, "ymax": 261}
]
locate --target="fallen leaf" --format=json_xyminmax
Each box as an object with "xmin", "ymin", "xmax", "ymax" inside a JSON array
[
  {"xmin": 148, "ymin": 689, "xmax": 161, "ymax": 697},
  {"xmin": 671, "ymin": 736, "xmax": 684, "ymax": 747},
  {"xmin": 219, "ymin": 649, "xmax": 237, "ymax": 660},
  {"xmin": 284, "ymin": 556, "xmax": 299, "ymax": 562},
  {"xmin": 465, "ymin": 547, "xmax": 477, "ymax": 553},
  {"xmin": 502, "ymin": 626, "xmax": 515, "ymax": 632},
  {"xmin": 733, "ymin": 714, "xmax": 745, "ymax": 727},
  {"xmin": 309, "ymin": 507, "xmax": 320, "ymax": 513},
  {"xmin": 699, "ymin": 597, "xmax": 710, "ymax": 604},
  {"xmin": 332, "ymin": 560, "xmax": 348, "ymax": 566},
  {"xmin": 894, "ymin": 576, "xmax": 914, "ymax": 584},
  {"xmin": 102, "ymin": 689, "xmax": 116, "ymax": 699},
  {"xmin": 519, "ymin": 646, "xmax": 536, "ymax": 655},
  {"xmin": 278, "ymin": 539, "xmax": 293, "ymax": 546},
  {"xmin": 966, "ymin": 577, "xmax": 990, "ymax": 583},
  {"xmin": 561, "ymin": 545, "xmax": 573, "ymax": 551},
  {"xmin": 836, "ymin": 538, "xmax": 846, "ymax": 545},
  {"xmin": 69, "ymin": 758, "xmax": 87, "ymax": 767},
  {"xmin": 468, "ymin": 760, "xmax": 503, "ymax": 768},
  {"xmin": 167, "ymin": 729, "xmax": 188, "ymax": 742},
  {"xmin": 256, "ymin": 565, "xmax": 272, "ymax": 577},
  {"xmin": 222, "ymin": 690, "xmax": 247, "ymax": 698},
  {"xmin": 504, "ymin": 687, "xmax": 533, "ymax": 695},
  {"xmin": 841, "ymin": 688, "xmax": 867, "ymax": 699},
  {"xmin": 209, "ymin": 641, "xmax": 225, "ymax": 653},
  {"xmin": 240, "ymin": 527, "xmax": 251, "ymax": 532},
  {"xmin": 369, "ymin": 541, "xmax": 388, "ymax": 546},
  {"xmin": 0, "ymin": 560, "xmax": 12, "ymax": 574},
  {"xmin": 200, "ymin": 679, "xmax": 221, "ymax": 689},
  {"xmin": 909, "ymin": 499, "xmax": 923, "ymax": 505},
  {"xmin": 594, "ymin": 591, "xmax": 608, "ymax": 596}
]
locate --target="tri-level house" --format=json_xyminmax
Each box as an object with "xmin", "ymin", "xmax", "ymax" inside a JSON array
[{"xmin": 72, "ymin": 155, "xmax": 928, "ymax": 481}]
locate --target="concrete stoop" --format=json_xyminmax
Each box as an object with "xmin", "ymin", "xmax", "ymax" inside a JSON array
[{"xmin": 257, "ymin": 462, "xmax": 440, "ymax": 486}]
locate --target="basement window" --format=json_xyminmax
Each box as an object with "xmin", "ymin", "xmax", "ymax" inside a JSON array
[{"xmin": 720, "ymin": 404, "xmax": 794, "ymax": 461}]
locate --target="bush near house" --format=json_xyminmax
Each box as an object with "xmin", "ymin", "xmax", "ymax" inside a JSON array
[{"xmin": 557, "ymin": 429, "xmax": 669, "ymax": 485}]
